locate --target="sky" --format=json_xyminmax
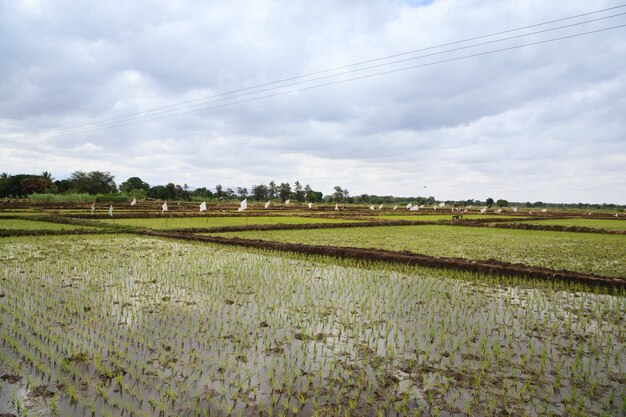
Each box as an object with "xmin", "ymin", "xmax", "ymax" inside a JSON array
[{"xmin": 1, "ymin": 0, "xmax": 625, "ymax": 204}]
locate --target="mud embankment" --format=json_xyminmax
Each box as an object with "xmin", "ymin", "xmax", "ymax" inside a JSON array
[
  {"xmin": 137, "ymin": 230, "xmax": 626, "ymax": 290},
  {"xmin": 167, "ymin": 219, "xmax": 625, "ymax": 235}
]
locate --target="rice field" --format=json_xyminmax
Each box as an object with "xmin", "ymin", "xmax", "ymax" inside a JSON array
[
  {"xmin": 518, "ymin": 218, "xmax": 626, "ymax": 231},
  {"xmin": 98, "ymin": 216, "xmax": 357, "ymax": 229},
  {"xmin": 0, "ymin": 211, "xmax": 40, "ymax": 217},
  {"xmin": 211, "ymin": 225, "xmax": 626, "ymax": 278},
  {"xmin": 0, "ymin": 218, "xmax": 97, "ymax": 231},
  {"xmin": 0, "ymin": 235, "xmax": 624, "ymax": 417},
  {"xmin": 0, "ymin": 204, "xmax": 625, "ymax": 417},
  {"xmin": 365, "ymin": 215, "xmax": 525, "ymax": 222}
]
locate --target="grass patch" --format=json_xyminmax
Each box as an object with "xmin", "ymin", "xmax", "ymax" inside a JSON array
[
  {"xmin": 519, "ymin": 218, "xmax": 626, "ymax": 230},
  {"xmin": 366, "ymin": 214, "xmax": 527, "ymax": 221},
  {"xmin": 212, "ymin": 225, "xmax": 626, "ymax": 278},
  {"xmin": 0, "ymin": 218, "xmax": 97, "ymax": 231},
  {"xmin": 99, "ymin": 216, "xmax": 359, "ymax": 229}
]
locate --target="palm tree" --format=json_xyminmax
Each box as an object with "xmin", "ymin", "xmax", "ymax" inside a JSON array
[{"xmin": 41, "ymin": 171, "xmax": 53, "ymax": 184}]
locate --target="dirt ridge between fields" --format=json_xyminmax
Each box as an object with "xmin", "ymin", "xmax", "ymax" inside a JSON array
[
  {"xmin": 137, "ymin": 229, "xmax": 626, "ymax": 289},
  {"xmin": 167, "ymin": 219, "xmax": 625, "ymax": 235}
]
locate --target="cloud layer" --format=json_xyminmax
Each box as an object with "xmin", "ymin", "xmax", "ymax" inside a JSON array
[{"xmin": 1, "ymin": 0, "xmax": 625, "ymax": 203}]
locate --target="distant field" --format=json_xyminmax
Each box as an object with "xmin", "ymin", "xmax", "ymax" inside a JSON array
[
  {"xmin": 0, "ymin": 211, "xmax": 40, "ymax": 216},
  {"xmin": 212, "ymin": 225, "xmax": 626, "ymax": 277},
  {"xmin": 520, "ymin": 218, "xmax": 626, "ymax": 230},
  {"xmin": 0, "ymin": 218, "xmax": 97, "ymax": 230},
  {"xmin": 100, "ymin": 216, "xmax": 358, "ymax": 229},
  {"xmin": 367, "ymin": 214, "xmax": 526, "ymax": 221}
]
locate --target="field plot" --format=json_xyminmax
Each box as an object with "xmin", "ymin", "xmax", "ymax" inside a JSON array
[
  {"xmin": 98, "ymin": 216, "xmax": 357, "ymax": 229},
  {"xmin": 518, "ymin": 218, "xmax": 626, "ymax": 231},
  {"xmin": 0, "ymin": 211, "xmax": 40, "ymax": 217},
  {"xmin": 0, "ymin": 218, "xmax": 97, "ymax": 231},
  {"xmin": 0, "ymin": 235, "xmax": 624, "ymax": 417},
  {"xmin": 212, "ymin": 225, "xmax": 626, "ymax": 278},
  {"xmin": 365, "ymin": 215, "xmax": 525, "ymax": 222}
]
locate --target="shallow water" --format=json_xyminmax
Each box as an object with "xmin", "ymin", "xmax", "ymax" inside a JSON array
[{"xmin": 0, "ymin": 236, "xmax": 623, "ymax": 416}]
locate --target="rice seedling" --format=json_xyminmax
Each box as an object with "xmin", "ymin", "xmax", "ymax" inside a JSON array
[
  {"xmin": 212, "ymin": 225, "xmax": 626, "ymax": 277},
  {"xmin": 0, "ymin": 234, "xmax": 623, "ymax": 416},
  {"xmin": 99, "ymin": 216, "xmax": 358, "ymax": 230}
]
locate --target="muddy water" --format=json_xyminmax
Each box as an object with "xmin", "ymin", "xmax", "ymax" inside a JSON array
[{"xmin": 0, "ymin": 236, "xmax": 624, "ymax": 416}]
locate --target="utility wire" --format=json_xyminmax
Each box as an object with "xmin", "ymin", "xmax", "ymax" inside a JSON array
[
  {"xmin": 38, "ymin": 5, "xmax": 626, "ymax": 137},
  {"xmin": 40, "ymin": 11, "xmax": 626, "ymax": 137},
  {"xmin": 39, "ymin": 24, "xmax": 626, "ymax": 138},
  {"xmin": 37, "ymin": 18, "xmax": 626, "ymax": 138}
]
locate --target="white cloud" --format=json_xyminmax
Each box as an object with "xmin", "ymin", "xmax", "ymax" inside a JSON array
[{"xmin": 0, "ymin": 0, "xmax": 624, "ymax": 203}]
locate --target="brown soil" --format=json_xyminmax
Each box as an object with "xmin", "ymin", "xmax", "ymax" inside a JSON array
[
  {"xmin": 166, "ymin": 218, "xmax": 624, "ymax": 235},
  {"xmin": 441, "ymin": 220, "xmax": 626, "ymax": 235},
  {"xmin": 167, "ymin": 220, "xmax": 432, "ymax": 233},
  {"xmin": 0, "ymin": 374, "xmax": 21, "ymax": 383},
  {"xmin": 137, "ymin": 230, "xmax": 626, "ymax": 290}
]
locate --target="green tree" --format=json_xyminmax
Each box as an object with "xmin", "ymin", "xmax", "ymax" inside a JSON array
[
  {"xmin": 40, "ymin": 171, "xmax": 53, "ymax": 191},
  {"xmin": 279, "ymin": 183, "xmax": 291, "ymax": 202},
  {"xmin": 333, "ymin": 186, "xmax": 349, "ymax": 202},
  {"xmin": 191, "ymin": 187, "xmax": 213, "ymax": 198},
  {"xmin": 485, "ymin": 197, "xmax": 494, "ymax": 207},
  {"xmin": 165, "ymin": 183, "xmax": 177, "ymax": 200},
  {"xmin": 0, "ymin": 173, "xmax": 51, "ymax": 196},
  {"xmin": 0, "ymin": 173, "xmax": 8, "ymax": 196},
  {"xmin": 215, "ymin": 184, "xmax": 224, "ymax": 199},
  {"xmin": 119, "ymin": 177, "xmax": 150, "ymax": 193},
  {"xmin": 268, "ymin": 181, "xmax": 277, "ymax": 199},
  {"xmin": 293, "ymin": 181, "xmax": 305, "ymax": 203},
  {"xmin": 252, "ymin": 184, "xmax": 269, "ymax": 201},
  {"xmin": 148, "ymin": 185, "xmax": 167, "ymax": 199},
  {"xmin": 20, "ymin": 177, "xmax": 48, "ymax": 194},
  {"xmin": 54, "ymin": 179, "xmax": 73, "ymax": 194},
  {"xmin": 70, "ymin": 171, "xmax": 116, "ymax": 194},
  {"xmin": 236, "ymin": 187, "xmax": 248, "ymax": 198},
  {"xmin": 496, "ymin": 199, "xmax": 509, "ymax": 207},
  {"xmin": 304, "ymin": 185, "xmax": 322, "ymax": 203}
]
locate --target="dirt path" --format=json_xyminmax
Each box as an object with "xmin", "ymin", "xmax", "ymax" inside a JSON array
[
  {"xmin": 166, "ymin": 219, "xmax": 625, "ymax": 235},
  {"xmin": 137, "ymin": 230, "xmax": 626, "ymax": 290}
]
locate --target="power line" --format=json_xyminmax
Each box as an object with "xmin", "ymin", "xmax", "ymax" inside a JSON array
[
  {"xmin": 38, "ymin": 5, "xmax": 626, "ymax": 136},
  {"xmin": 40, "ymin": 24, "xmax": 626, "ymax": 138},
  {"xmin": 40, "ymin": 11, "xmax": 625, "ymax": 137},
  {"xmin": 35, "ymin": 10, "xmax": 626, "ymax": 138}
]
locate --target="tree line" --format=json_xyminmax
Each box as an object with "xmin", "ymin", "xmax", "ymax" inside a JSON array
[
  {"xmin": 1, "ymin": 171, "xmax": 623, "ymax": 208},
  {"xmin": 0, "ymin": 171, "xmax": 327, "ymax": 203}
]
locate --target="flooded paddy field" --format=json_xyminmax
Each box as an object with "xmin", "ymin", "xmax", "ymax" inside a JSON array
[
  {"xmin": 98, "ymin": 216, "xmax": 358, "ymax": 230},
  {"xmin": 516, "ymin": 218, "xmax": 626, "ymax": 231},
  {"xmin": 0, "ymin": 219, "xmax": 98, "ymax": 231},
  {"xmin": 210, "ymin": 225, "xmax": 626, "ymax": 278},
  {"xmin": 0, "ymin": 235, "xmax": 624, "ymax": 416}
]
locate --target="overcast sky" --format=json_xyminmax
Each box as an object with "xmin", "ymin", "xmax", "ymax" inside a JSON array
[{"xmin": 1, "ymin": 0, "xmax": 625, "ymax": 203}]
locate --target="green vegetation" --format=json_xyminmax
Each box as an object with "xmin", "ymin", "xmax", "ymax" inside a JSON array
[
  {"xmin": 27, "ymin": 193, "xmax": 96, "ymax": 203},
  {"xmin": 367, "ymin": 214, "xmax": 526, "ymax": 221},
  {"xmin": 99, "ymin": 216, "xmax": 358, "ymax": 229},
  {"xmin": 0, "ymin": 235, "xmax": 623, "ymax": 416},
  {"xmin": 0, "ymin": 218, "xmax": 97, "ymax": 231},
  {"xmin": 519, "ymin": 218, "xmax": 626, "ymax": 231},
  {"xmin": 213, "ymin": 225, "xmax": 626, "ymax": 277},
  {"xmin": 0, "ymin": 204, "xmax": 623, "ymax": 416},
  {"xmin": 0, "ymin": 210, "xmax": 40, "ymax": 216}
]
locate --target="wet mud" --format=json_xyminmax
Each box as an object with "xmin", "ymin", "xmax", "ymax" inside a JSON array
[{"xmin": 138, "ymin": 230, "xmax": 626, "ymax": 289}]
